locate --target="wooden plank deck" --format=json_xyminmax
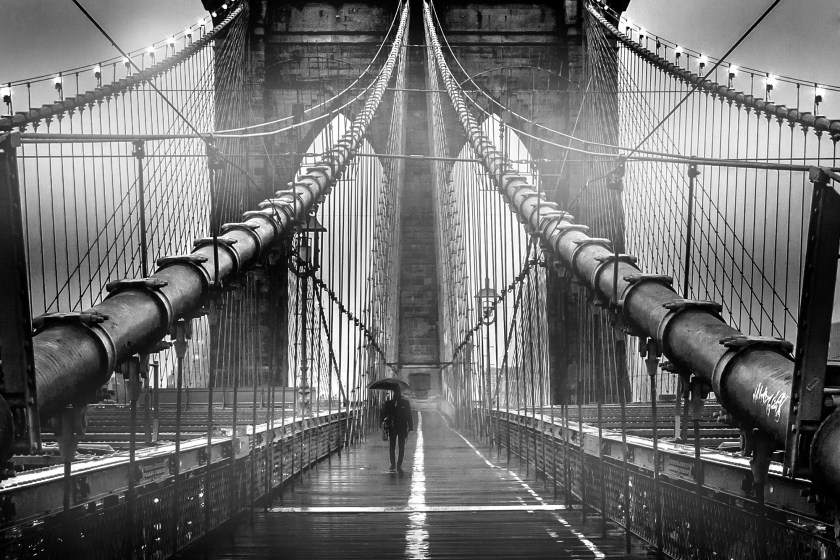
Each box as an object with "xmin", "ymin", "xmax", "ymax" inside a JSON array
[{"xmin": 174, "ymin": 410, "xmax": 649, "ymax": 559}]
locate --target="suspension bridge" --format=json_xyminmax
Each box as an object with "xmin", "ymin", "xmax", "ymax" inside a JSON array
[{"xmin": 1, "ymin": 0, "xmax": 839, "ymax": 558}]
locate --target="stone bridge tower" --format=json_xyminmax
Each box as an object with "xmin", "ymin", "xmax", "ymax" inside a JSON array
[{"xmin": 238, "ymin": 0, "xmax": 628, "ymax": 401}]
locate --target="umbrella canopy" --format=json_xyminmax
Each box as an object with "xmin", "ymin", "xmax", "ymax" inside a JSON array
[{"xmin": 367, "ymin": 378, "xmax": 411, "ymax": 392}]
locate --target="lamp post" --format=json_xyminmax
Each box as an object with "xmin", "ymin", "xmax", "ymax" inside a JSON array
[{"xmin": 475, "ymin": 277, "xmax": 499, "ymax": 445}]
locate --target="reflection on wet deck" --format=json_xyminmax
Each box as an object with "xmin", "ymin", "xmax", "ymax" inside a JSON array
[{"xmin": 175, "ymin": 410, "xmax": 649, "ymax": 559}]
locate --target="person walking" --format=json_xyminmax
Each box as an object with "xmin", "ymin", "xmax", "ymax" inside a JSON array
[{"xmin": 380, "ymin": 387, "xmax": 413, "ymax": 472}]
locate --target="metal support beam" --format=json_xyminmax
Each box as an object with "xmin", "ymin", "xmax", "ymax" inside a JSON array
[
  {"xmin": 0, "ymin": 130, "xmax": 40, "ymax": 455},
  {"xmin": 784, "ymin": 169, "xmax": 840, "ymax": 477}
]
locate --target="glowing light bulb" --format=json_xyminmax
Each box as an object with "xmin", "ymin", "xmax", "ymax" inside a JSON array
[
  {"xmin": 815, "ymin": 86, "xmax": 826, "ymax": 106},
  {"xmin": 211, "ymin": 11, "xmax": 217, "ymax": 17},
  {"xmin": 185, "ymin": 27, "xmax": 192, "ymax": 37},
  {"xmin": 123, "ymin": 56, "xmax": 130, "ymax": 65},
  {"xmin": 638, "ymin": 28, "xmax": 647, "ymax": 39},
  {"xmin": 765, "ymin": 75, "xmax": 777, "ymax": 98},
  {"xmin": 729, "ymin": 64, "xmax": 738, "ymax": 76},
  {"xmin": 197, "ymin": 18, "xmax": 205, "ymax": 27},
  {"xmin": 699, "ymin": 55, "xmax": 708, "ymax": 67},
  {"xmin": 93, "ymin": 65, "xmax": 101, "ymax": 75},
  {"xmin": 222, "ymin": 3, "xmax": 228, "ymax": 9},
  {"xmin": 675, "ymin": 46, "xmax": 683, "ymax": 56},
  {"xmin": 166, "ymin": 37, "xmax": 175, "ymax": 45},
  {"xmin": 1, "ymin": 87, "xmax": 11, "ymax": 100},
  {"xmin": 54, "ymin": 76, "xmax": 62, "ymax": 86}
]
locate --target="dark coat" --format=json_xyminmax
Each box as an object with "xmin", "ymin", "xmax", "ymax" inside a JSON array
[{"xmin": 380, "ymin": 396, "xmax": 414, "ymax": 435}]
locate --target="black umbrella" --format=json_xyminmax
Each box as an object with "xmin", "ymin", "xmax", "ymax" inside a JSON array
[{"xmin": 367, "ymin": 377, "xmax": 411, "ymax": 392}]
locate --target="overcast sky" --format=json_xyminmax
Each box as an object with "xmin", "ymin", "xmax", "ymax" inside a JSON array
[
  {"xmin": 2, "ymin": 1, "xmax": 837, "ymax": 100},
  {"xmin": 626, "ymin": 0, "xmax": 840, "ymax": 95},
  {"xmin": 0, "ymin": 0, "xmax": 204, "ymax": 85}
]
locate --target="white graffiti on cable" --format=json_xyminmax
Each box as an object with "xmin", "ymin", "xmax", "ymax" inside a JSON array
[{"xmin": 752, "ymin": 383, "xmax": 788, "ymax": 423}]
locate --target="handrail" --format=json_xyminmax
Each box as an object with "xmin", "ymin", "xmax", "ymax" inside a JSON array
[
  {"xmin": 0, "ymin": 3, "xmax": 244, "ymax": 131},
  {"xmin": 585, "ymin": 2, "xmax": 840, "ymax": 138}
]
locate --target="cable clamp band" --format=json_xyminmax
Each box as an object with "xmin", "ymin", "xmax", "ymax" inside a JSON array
[
  {"xmin": 155, "ymin": 254, "xmax": 213, "ymax": 309},
  {"xmin": 618, "ymin": 273, "xmax": 674, "ymax": 313},
  {"xmin": 538, "ymin": 210, "xmax": 576, "ymax": 240},
  {"xmin": 258, "ymin": 198, "xmax": 296, "ymax": 223},
  {"xmin": 32, "ymin": 311, "xmax": 117, "ymax": 373},
  {"xmin": 712, "ymin": 335, "xmax": 794, "ymax": 409},
  {"xmin": 568, "ymin": 237, "xmax": 611, "ymax": 277},
  {"xmin": 105, "ymin": 277, "xmax": 176, "ymax": 336},
  {"xmin": 243, "ymin": 210, "xmax": 282, "ymax": 238},
  {"xmin": 656, "ymin": 299, "xmax": 724, "ymax": 358},
  {"xmin": 536, "ymin": 200, "xmax": 560, "ymax": 211},
  {"xmin": 32, "ymin": 311, "xmax": 108, "ymax": 334},
  {"xmin": 193, "ymin": 237, "xmax": 242, "ymax": 285},
  {"xmin": 590, "ymin": 254, "xmax": 638, "ymax": 307},
  {"xmin": 220, "ymin": 222, "xmax": 263, "ymax": 260}
]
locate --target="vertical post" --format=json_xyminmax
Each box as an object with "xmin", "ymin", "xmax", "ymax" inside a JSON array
[
  {"xmin": 644, "ymin": 338, "xmax": 663, "ymax": 555},
  {"xmin": 250, "ymin": 277, "xmax": 260, "ymax": 509},
  {"xmin": 143, "ymin": 354, "xmax": 152, "ymax": 445},
  {"xmin": 204, "ymin": 343, "xmax": 215, "ymax": 531},
  {"xmin": 683, "ymin": 164, "xmax": 698, "ymax": 300},
  {"xmin": 689, "ymin": 377, "xmax": 708, "ymax": 558},
  {"xmin": 55, "ymin": 405, "xmax": 84, "ymax": 545},
  {"xmin": 152, "ymin": 360, "xmax": 160, "ymax": 441},
  {"xmin": 300, "ymin": 267, "xmax": 310, "ymax": 418},
  {"xmin": 0, "ymin": 130, "xmax": 41, "ymax": 454},
  {"xmin": 172, "ymin": 319, "xmax": 189, "ymax": 552},
  {"xmin": 125, "ymin": 356, "xmax": 143, "ymax": 554},
  {"xmin": 784, "ymin": 167, "xmax": 840, "ymax": 477},
  {"xmin": 485, "ymin": 324, "xmax": 492, "ymax": 448},
  {"xmin": 132, "ymin": 140, "xmax": 148, "ymax": 278}
]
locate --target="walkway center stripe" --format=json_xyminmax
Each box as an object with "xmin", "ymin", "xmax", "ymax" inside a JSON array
[
  {"xmin": 406, "ymin": 411, "xmax": 428, "ymax": 559},
  {"xmin": 267, "ymin": 504, "xmax": 577, "ymax": 514}
]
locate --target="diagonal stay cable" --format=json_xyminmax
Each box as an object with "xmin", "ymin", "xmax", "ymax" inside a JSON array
[
  {"xmin": 70, "ymin": 0, "xmax": 278, "ymax": 213},
  {"xmin": 71, "ymin": 0, "xmax": 213, "ymax": 142},
  {"xmin": 622, "ymin": 0, "xmax": 784, "ymax": 162}
]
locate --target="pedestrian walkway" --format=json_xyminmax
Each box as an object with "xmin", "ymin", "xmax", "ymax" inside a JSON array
[{"xmin": 175, "ymin": 410, "xmax": 648, "ymax": 559}]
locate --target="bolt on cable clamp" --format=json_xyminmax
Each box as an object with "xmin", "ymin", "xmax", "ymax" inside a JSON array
[
  {"xmin": 719, "ymin": 335, "xmax": 794, "ymax": 356},
  {"xmin": 105, "ymin": 278, "xmax": 168, "ymax": 294},
  {"xmin": 32, "ymin": 311, "xmax": 109, "ymax": 334}
]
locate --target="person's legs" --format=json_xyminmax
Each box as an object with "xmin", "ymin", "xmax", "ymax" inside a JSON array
[
  {"xmin": 396, "ymin": 432, "xmax": 407, "ymax": 470},
  {"xmin": 388, "ymin": 431, "xmax": 397, "ymax": 469}
]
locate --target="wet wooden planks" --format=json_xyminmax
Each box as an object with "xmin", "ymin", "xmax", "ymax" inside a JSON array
[{"xmin": 174, "ymin": 410, "xmax": 649, "ymax": 559}]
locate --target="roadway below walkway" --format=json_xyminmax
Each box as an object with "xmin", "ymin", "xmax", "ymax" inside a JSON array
[{"xmin": 174, "ymin": 410, "xmax": 647, "ymax": 559}]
